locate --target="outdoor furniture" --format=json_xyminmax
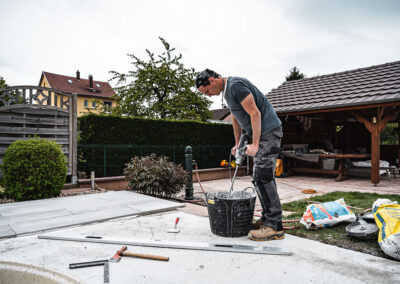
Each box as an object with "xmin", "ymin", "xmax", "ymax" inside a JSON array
[{"xmin": 284, "ymin": 152, "xmax": 371, "ymax": 182}]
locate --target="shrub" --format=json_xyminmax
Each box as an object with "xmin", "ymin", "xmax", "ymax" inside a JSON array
[
  {"xmin": 2, "ymin": 138, "xmax": 67, "ymax": 201},
  {"xmin": 124, "ymin": 154, "xmax": 188, "ymax": 198}
]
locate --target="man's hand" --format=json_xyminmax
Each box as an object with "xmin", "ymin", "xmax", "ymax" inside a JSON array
[
  {"xmin": 245, "ymin": 144, "xmax": 259, "ymax": 157},
  {"xmin": 231, "ymin": 145, "xmax": 238, "ymax": 156}
]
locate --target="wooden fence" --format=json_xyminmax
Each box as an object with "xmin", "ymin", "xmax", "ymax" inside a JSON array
[{"xmin": 0, "ymin": 86, "xmax": 77, "ymax": 183}]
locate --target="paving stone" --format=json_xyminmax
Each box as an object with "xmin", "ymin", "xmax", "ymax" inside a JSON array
[{"xmin": 0, "ymin": 225, "xmax": 16, "ymax": 238}]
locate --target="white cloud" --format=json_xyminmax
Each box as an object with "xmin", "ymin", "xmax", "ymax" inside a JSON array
[{"xmin": 0, "ymin": 0, "xmax": 399, "ymax": 110}]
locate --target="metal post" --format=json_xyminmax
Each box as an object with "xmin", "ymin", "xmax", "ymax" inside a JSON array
[
  {"xmin": 185, "ymin": 146, "xmax": 194, "ymax": 200},
  {"xmin": 90, "ymin": 171, "xmax": 95, "ymax": 191}
]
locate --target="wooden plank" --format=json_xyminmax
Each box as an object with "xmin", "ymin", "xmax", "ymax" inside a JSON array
[
  {"xmin": 0, "ymin": 126, "xmax": 69, "ymax": 136},
  {"xmin": 0, "ymin": 137, "xmax": 70, "ymax": 145},
  {"xmin": 0, "ymin": 115, "xmax": 69, "ymax": 126},
  {"xmin": 0, "ymin": 106, "xmax": 69, "ymax": 116},
  {"xmin": 319, "ymin": 154, "xmax": 370, "ymax": 159},
  {"xmin": 71, "ymin": 93, "xmax": 78, "ymax": 182},
  {"xmin": 291, "ymin": 167, "xmax": 339, "ymax": 175}
]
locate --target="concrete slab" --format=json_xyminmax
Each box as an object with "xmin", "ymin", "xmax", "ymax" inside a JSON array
[
  {"xmin": 0, "ymin": 191, "xmax": 183, "ymax": 238},
  {"xmin": 188, "ymin": 175, "xmax": 400, "ymax": 216},
  {"xmin": 0, "ymin": 225, "xmax": 16, "ymax": 238},
  {"xmin": 0, "ymin": 211, "xmax": 399, "ymax": 284}
]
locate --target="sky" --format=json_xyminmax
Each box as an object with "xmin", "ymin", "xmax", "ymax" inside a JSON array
[{"xmin": 0, "ymin": 0, "xmax": 399, "ymax": 110}]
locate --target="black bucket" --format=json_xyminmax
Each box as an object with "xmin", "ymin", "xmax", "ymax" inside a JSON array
[{"xmin": 206, "ymin": 189, "xmax": 256, "ymax": 237}]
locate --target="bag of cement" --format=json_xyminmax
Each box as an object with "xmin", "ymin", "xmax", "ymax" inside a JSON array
[
  {"xmin": 300, "ymin": 198, "xmax": 356, "ymax": 229},
  {"xmin": 373, "ymin": 199, "xmax": 400, "ymax": 260}
]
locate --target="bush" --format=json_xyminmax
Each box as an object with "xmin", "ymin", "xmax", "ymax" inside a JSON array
[
  {"xmin": 124, "ymin": 154, "xmax": 188, "ymax": 198},
  {"xmin": 2, "ymin": 138, "xmax": 67, "ymax": 201}
]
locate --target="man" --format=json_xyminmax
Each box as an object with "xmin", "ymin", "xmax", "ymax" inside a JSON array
[{"xmin": 196, "ymin": 69, "xmax": 284, "ymax": 241}]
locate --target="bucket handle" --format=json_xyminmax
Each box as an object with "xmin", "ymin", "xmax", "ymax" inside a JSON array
[{"xmin": 242, "ymin": 187, "xmax": 255, "ymax": 194}]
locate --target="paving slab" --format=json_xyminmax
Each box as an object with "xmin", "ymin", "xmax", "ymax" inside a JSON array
[
  {"xmin": 0, "ymin": 191, "xmax": 183, "ymax": 238},
  {"xmin": 0, "ymin": 211, "xmax": 399, "ymax": 284}
]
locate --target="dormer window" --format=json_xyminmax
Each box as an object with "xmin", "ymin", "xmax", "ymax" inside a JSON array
[
  {"xmin": 96, "ymin": 83, "xmax": 101, "ymax": 88},
  {"xmin": 67, "ymin": 79, "xmax": 73, "ymax": 83}
]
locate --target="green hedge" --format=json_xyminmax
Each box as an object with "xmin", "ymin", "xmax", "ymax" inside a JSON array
[
  {"xmin": 78, "ymin": 114, "xmax": 235, "ymax": 176},
  {"xmin": 2, "ymin": 138, "xmax": 67, "ymax": 201},
  {"xmin": 78, "ymin": 114, "xmax": 234, "ymax": 145}
]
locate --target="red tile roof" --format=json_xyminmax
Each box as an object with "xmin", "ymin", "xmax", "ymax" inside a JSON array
[{"xmin": 41, "ymin": 71, "xmax": 116, "ymax": 99}]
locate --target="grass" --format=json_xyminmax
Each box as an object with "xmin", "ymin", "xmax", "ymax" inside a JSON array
[{"xmin": 281, "ymin": 191, "xmax": 400, "ymax": 259}]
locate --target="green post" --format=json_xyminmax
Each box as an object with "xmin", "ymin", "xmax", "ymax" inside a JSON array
[{"xmin": 185, "ymin": 146, "xmax": 194, "ymax": 200}]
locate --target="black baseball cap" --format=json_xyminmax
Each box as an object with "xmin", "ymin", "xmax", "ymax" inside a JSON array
[{"xmin": 195, "ymin": 69, "xmax": 221, "ymax": 88}]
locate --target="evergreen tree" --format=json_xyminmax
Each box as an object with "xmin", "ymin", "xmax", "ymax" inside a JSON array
[{"xmin": 285, "ymin": 67, "xmax": 305, "ymax": 81}]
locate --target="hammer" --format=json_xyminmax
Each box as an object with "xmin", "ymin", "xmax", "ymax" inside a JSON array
[{"xmin": 109, "ymin": 246, "xmax": 169, "ymax": 262}]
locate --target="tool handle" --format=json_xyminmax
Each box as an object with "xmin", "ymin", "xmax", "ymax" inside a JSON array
[
  {"xmin": 175, "ymin": 217, "xmax": 180, "ymax": 226},
  {"xmin": 121, "ymin": 251, "xmax": 169, "ymax": 261}
]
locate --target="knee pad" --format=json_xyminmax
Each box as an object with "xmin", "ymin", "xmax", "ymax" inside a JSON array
[{"xmin": 254, "ymin": 166, "xmax": 274, "ymax": 184}]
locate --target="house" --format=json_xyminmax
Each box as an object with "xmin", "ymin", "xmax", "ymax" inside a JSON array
[
  {"xmin": 268, "ymin": 60, "xmax": 400, "ymax": 184},
  {"xmin": 39, "ymin": 71, "xmax": 116, "ymax": 116},
  {"xmin": 210, "ymin": 107, "xmax": 231, "ymax": 122}
]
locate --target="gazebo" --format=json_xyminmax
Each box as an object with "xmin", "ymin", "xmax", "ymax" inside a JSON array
[{"xmin": 268, "ymin": 60, "xmax": 400, "ymax": 185}]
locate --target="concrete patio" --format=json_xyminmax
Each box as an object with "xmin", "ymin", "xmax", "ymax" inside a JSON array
[{"xmin": 0, "ymin": 175, "xmax": 399, "ymax": 283}]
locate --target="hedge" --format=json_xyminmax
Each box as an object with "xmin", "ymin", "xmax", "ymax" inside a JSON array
[
  {"xmin": 78, "ymin": 114, "xmax": 235, "ymax": 176},
  {"xmin": 78, "ymin": 114, "xmax": 234, "ymax": 145}
]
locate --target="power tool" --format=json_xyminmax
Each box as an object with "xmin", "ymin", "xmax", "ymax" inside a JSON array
[
  {"xmin": 235, "ymin": 133, "xmax": 249, "ymax": 166},
  {"xmin": 228, "ymin": 133, "xmax": 249, "ymax": 196}
]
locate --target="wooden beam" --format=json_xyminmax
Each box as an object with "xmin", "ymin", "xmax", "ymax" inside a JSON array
[{"xmin": 349, "ymin": 111, "xmax": 372, "ymax": 133}]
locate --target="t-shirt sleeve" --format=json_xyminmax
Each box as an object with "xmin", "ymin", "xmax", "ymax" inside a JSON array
[{"xmin": 231, "ymin": 82, "xmax": 251, "ymax": 103}]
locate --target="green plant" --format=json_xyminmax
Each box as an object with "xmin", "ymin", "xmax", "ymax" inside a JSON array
[
  {"xmin": 2, "ymin": 138, "xmax": 67, "ymax": 201},
  {"xmin": 124, "ymin": 154, "xmax": 188, "ymax": 198}
]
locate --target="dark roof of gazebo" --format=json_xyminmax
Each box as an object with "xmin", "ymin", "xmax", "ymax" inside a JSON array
[{"xmin": 267, "ymin": 60, "xmax": 400, "ymax": 114}]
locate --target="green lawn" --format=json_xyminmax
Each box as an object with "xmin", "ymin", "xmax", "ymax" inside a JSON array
[{"xmin": 281, "ymin": 191, "xmax": 400, "ymax": 259}]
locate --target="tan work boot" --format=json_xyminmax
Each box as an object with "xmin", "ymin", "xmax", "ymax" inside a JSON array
[
  {"xmin": 248, "ymin": 225, "xmax": 285, "ymax": 241},
  {"xmin": 251, "ymin": 218, "xmax": 265, "ymax": 230}
]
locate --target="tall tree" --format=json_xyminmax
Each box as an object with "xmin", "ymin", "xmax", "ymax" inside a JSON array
[
  {"xmin": 285, "ymin": 67, "xmax": 305, "ymax": 81},
  {"xmin": 109, "ymin": 37, "xmax": 212, "ymax": 121},
  {"xmin": 0, "ymin": 76, "xmax": 8, "ymax": 88}
]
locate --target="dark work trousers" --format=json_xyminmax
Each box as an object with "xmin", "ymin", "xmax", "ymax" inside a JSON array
[{"xmin": 252, "ymin": 126, "xmax": 283, "ymax": 231}]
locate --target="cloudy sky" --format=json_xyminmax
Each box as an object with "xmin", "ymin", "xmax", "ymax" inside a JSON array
[{"xmin": 0, "ymin": 0, "xmax": 399, "ymax": 109}]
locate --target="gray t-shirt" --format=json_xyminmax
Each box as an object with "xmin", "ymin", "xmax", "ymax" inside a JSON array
[{"xmin": 224, "ymin": 77, "xmax": 281, "ymax": 138}]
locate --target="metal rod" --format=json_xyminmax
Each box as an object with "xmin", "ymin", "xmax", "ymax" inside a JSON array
[
  {"xmin": 228, "ymin": 166, "xmax": 240, "ymax": 197},
  {"xmin": 38, "ymin": 235, "xmax": 292, "ymax": 256},
  {"xmin": 69, "ymin": 260, "xmax": 107, "ymax": 269},
  {"xmin": 103, "ymin": 261, "xmax": 109, "ymax": 284}
]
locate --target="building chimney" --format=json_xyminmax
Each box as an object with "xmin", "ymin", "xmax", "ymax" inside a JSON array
[
  {"xmin": 76, "ymin": 70, "xmax": 80, "ymax": 80},
  {"xmin": 89, "ymin": 74, "xmax": 93, "ymax": 89}
]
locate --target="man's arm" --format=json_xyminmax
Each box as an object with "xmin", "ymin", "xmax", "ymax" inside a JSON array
[
  {"xmin": 231, "ymin": 114, "xmax": 242, "ymax": 156},
  {"xmin": 240, "ymin": 93, "xmax": 261, "ymax": 156}
]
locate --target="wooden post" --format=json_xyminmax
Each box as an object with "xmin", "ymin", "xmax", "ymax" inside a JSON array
[
  {"xmin": 398, "ymin": 116, "xmax": 400, "ymax": 168},
  {"xmin": 351, "ymin": 108, "xmax": 399, "ymax": 186},
  {"xmin": 371, "ymin": 112, "xmax": 380, "ymax": 185}
]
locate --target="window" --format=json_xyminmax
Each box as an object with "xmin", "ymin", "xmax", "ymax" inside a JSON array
[
  {"xmin": 104, "ymin": 101, "xmax": 112, "ymax": 112},
  {"xmin": 96, "ymin": 83, "xmax": 101, "ymax": 88},
  {"xmin": 84, "ymin": 100, "xmax": 88, "ymax": 107},
  {"xmin": 92, "ymin": 101, "xmax": 96, "ymax": 108},
  {"xmin": 67, "ymin": 79, "xmax": 73, "ymax": 83}
]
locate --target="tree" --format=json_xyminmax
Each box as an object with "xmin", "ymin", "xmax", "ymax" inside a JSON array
[
  {"xmin": 0, "ymin": 76, "xmax": 8, "ymax": 88},
  {"xmin": 285, "ymin": 67, "xmax": 305, "ymax": 81},
  {"xmin": 0, "ymin": 76, "xmax": 25, "ymax": 106},
  {"xmin": 109, "ymin": 37, "xmax": 212, "ymax": 121}
]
